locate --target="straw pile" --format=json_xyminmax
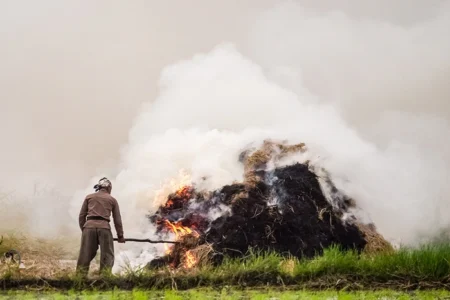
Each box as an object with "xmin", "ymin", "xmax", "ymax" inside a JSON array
[
  {"xmin": 241, "ymin": 140, "xmax": 307, "ymax": 172},
  {"xmin": 357, "ymin": 223, "xmax": 394, "ymax": 254},
  {"xmin": 241, "ymin": 140, "xmax": 307, "ymax": 187},
  {"xmin": 147, "ymin": 140, "xmax": 392, "ymax": 269},
  {"xmin": 185, "ymin": 244, "xmax": 214, "ymax": 268}
]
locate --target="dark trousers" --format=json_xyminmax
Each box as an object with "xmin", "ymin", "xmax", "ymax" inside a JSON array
[{"xmin": 76, "ymin": 228, "xmax": 114, "ymax": 276}]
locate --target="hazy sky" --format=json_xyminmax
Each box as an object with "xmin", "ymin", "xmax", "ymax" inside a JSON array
[{"xmin": 1, "ymin": 0, "xmax": 447, "ymax": 190}]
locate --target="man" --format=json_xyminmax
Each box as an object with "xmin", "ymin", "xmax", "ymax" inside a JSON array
[{"xmin": 76, "ymin": 177, "xmax": 125, "ymax": 276}]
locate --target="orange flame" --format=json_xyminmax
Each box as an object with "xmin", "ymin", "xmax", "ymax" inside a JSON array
[
  {"xmin": 163, "ymin": 186, "xmax": 192, "ymax": 209},
  {"xmin": 184, "ymin": 250, "xmax": 197, "ymax": 269},
  {"xmin": 162, "ymin": 219, "xmax": 200, "ymax": 268},
  {"xmin": 164, "ymin": 220, "xmax": 199, "ymax": 239},
  {"xmin": 158, "ymin": 184, "xmax": 200, "ymax": 269},
  {"xmin": 165, "ymin": 199, "xmax": 174, "ymax": 208},
  {"xmin": 175, "ymin": 186, "xmax": 192, "ymax": 198}
]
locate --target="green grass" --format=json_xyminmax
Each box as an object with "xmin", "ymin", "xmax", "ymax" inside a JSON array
[
  {"xmin": 2, "ymin": 243, "xmax": 450, "ymax": 290},
  {"xmin": 294, "ymin": 243, "xmax": 450, "ymax": 281},
  {"xmin": 1, "ymin": 288, "xmax": 450, "ymax": 299}
]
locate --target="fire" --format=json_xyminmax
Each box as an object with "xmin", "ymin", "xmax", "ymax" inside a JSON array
[
  {"xmin": 184, "ymin": 250, "xmax": 197, "ymax": 269},
  {"xmin": 175, "ymin": 186, "xmax": 192, "ymax": 198},
  {"xmin": 153, "ymin": 169, "xmax": 192, "ymax": 210},
  {"xmin": 152, "ymin": 181, "xmax": 202, "ymax": 269},
  {"xmin": 165, "ymin": 199, "xmax": 174, "ymax": 208},
  {"xmin": 162, "ymin": 219, "xmax": 200, "ymax": 269},
  {"xmin": 163, "ymin": 185, "xmax": 193, "ymax": 210},
  {"xmin": 164, "ymin": 219, "xmax": 199, "ymax": 239}
]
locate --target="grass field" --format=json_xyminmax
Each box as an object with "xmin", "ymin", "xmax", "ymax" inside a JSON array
[
  {"xmin": 2, "ymin": 234, "xmax": 450, "ymax": 291},
  {"xmin": 1, "ymin": 289, "xmax": 450, "ymax": 300}
]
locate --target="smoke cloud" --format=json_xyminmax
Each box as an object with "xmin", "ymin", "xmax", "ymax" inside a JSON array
[
  {"xmin": 0, "ymin": 0, "xmax": 273, "ymax": 235},
  {"xmin": 1, "ymin": 0, "xmax": 449, "ymax": 270},
  {"xmin": 244, "ymin": 0, "xmax": 450, "ymax": 246}
]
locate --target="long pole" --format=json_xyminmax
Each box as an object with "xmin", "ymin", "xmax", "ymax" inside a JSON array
[{"xmin": 113, "ymin": 238, "xmax": 178, "ymax": 244}]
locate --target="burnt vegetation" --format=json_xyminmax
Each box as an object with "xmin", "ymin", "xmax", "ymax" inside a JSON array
[
  {"xmin": 206, "ymin": 163, "xmax": 366, "ymax": 260},
  {"xmin": 146, "ymin": 141, "xmax": 384, "ymax": 269}
]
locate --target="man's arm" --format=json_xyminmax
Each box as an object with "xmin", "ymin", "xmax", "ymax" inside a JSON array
[
  {"xmin": 78, "ymin": 197, "xmax": 89, "ymax": 230},
  {"xmin": 112, "ymin": 198, "xmax": 124, "ymax": 239}
]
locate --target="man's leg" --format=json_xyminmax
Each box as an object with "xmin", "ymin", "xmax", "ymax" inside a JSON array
[
  {"xmin": 98, "ymin": 229, "xmax": 115, "ymax": 274},
  {"xmin": 76, "ymin": 228, "xmax": 99, "ymax": 277}
]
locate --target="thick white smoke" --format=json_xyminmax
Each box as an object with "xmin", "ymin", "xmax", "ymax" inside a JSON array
[{"xmin": 244, "ymin": 1, "xmax": 450, "ymax": 245}]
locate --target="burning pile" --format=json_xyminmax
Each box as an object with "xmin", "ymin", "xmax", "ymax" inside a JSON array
[{"xmin": 147, "ymin": 140, "xmax": 391, "ymax": 270}]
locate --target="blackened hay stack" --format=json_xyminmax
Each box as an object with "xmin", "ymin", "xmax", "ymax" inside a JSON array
[{"xmin": 147, "ymin": 140, "xmax": 391, "ymax": 269}]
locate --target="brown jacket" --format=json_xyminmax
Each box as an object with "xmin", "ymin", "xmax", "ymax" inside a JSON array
[{"xmin": 78, "ymin": 189, "xmax": 124, "ymax": 237}]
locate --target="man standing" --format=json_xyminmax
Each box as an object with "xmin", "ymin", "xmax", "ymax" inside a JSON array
[{"xmin": 76, "ymin": 177, "xmax": 125, "ymax": 276}]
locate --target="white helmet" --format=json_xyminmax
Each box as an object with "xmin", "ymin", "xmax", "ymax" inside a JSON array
[{"xmin": 94, "ymin": 177, "xmax": 112, "ymax": 192}]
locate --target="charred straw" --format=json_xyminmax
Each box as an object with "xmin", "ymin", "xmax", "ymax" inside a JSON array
[{"xmin": 145, "ymin": 140, "xmax": 391, "ymax": 269}]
